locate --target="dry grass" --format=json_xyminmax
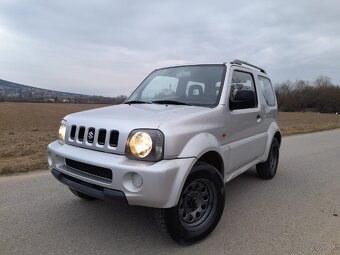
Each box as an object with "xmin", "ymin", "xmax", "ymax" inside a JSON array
[
  {"xmin": 0, "ymin": 103, "xmax": 108, "ymax": 175},
  {"xmin": 278, "ymin": 112, "xmax": 340, "ymax": 135},
  {"xmin": 1, "ymin": 103, "xmax": 340, "ymax": 175}
]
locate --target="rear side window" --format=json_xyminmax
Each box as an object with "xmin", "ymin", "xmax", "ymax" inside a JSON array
[{"xmin": 258, "ymin": 76, "xmax": 276, "ymax": 107}]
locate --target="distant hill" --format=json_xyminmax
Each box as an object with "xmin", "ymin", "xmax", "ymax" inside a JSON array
[{"xmin": 0, "ymin": 79, "xmax": 127, "ymax": 104}]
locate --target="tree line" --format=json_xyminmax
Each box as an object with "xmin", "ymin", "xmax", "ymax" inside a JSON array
[
  {"xmin": 274, "ymin": 76, "xmax": 340, "ymax": 113},
  {"xmin": 0, "ymin": 94, "xmax": 127, "ymax": 104}
]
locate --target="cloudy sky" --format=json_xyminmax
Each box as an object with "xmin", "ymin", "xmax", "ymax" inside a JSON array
[{"xmin": 0, "ymin": 0, "xmax": 339, "ymax": 96}]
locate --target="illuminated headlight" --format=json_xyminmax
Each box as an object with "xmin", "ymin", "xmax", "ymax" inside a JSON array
[
  {"xmin": 126, "ymin": 129, "xmax": 164, "ymax": 161},
  {"xmin": 129, "ymin": 132, "xmax": 152, "ymax": 158},
  {"xmin": 58, "ymin": 120, "xmax": 67, "ymax": 144}
]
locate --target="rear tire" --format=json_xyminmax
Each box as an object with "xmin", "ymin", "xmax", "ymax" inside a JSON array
[
  {"xmin": 156, "ymin": 162, "xmax": 225, "ymax": 244},
  {"xmin": 256, "ymin": 138, "xmax": 279, "ymax": 179},
  {"xmin": 69, "ymin": 188, "xmax": 97, "ymax": 200}
]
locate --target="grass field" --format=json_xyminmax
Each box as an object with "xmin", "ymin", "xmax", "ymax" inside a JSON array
[{"xmin": 1, "ymin": 103, "xmax": 340, "ymax": 175}]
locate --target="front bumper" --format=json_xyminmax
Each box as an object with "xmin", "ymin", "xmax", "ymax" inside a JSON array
[
  {"xmin": 48, "ymin": 141, "xmax": 196, "ymax": 208},
  {"xmin": 51, "ymin": 169, "xmax": 127, "ymax": 202}
]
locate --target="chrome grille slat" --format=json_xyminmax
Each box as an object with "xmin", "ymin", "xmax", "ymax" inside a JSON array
[
  {"xmin": 92, "ymin": 127, "xmax": 99, "ymax": 146},
  {"xmin": 74, "ymin": 126, "xmax": 80, "ymax": 143}
]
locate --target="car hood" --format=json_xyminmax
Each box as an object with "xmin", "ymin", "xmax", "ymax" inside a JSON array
[
  {"xmin": 65, "ymin": 103, "xmax": 210, "ymax": 129},
  {"xmin": 63, "ymin": 103, "xmax": 214, "ymax": 155}
]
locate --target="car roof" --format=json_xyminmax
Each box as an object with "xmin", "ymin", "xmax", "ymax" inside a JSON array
[{"xmin": 157, "ymin": 60, "xmax": 267, "ymax": 76}]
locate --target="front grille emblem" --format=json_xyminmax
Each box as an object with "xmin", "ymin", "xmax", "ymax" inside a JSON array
[{"xmin": 87, "ymin": 128, "xmax": 95, "ymax": 143}]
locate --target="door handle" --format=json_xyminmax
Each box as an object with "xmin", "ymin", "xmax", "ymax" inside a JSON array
[{"xmin": 256, "ymin": 114, "xmax": 262, "ymax": 122}]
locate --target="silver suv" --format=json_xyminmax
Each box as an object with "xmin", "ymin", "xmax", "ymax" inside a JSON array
[{"xmin": 48, "ymin": 59, "xmax": 281, "ymax": 244}]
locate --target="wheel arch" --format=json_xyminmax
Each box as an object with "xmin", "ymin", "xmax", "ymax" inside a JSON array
[
  {"xmin": 173, "ymin": 133, "xmax": 226, "ymax": 206},
  {"xmin": 195, "ymin": 151, "xmax": 224, "ymax": 178},
  {"xmin": 177, "ymin": 132, "xmax": 225, "ymax": 178},
  {"xmin": 274, "ymin": 130, "xmax": 282, "ymax": 148},
  {"xmin": 260, "ymin": 121, "xmax": 281, "ymax": 162}
]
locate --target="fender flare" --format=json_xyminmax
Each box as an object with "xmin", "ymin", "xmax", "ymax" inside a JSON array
[
  {"xmin": 169, "ymin": 133, "xmax": 226, "ymax": 206},
  {"xmin": 177, "ymin": 132, "xmax": 225, "ymax": 160},
  {"xmin": 260, "ymin": 121, "xmax": 281, "ymax": 162}
]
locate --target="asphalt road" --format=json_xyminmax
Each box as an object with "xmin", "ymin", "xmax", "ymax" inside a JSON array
[{"xmin": 1, "ymin": 129, "xmax": 340, "ymax": 255}]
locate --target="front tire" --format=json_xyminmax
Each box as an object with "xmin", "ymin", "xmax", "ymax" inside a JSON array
[
  {"xmin": 157, "ymin": 162, "xmax": 225, "ymax": 244},
  {"xmin": 256, "ymin": 138, "xmax": 280, "ymax": 179}
]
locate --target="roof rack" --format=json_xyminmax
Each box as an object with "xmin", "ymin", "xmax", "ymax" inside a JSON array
[{"xmin": 230, "ymin": 59, "xmax": 267, "ymax": 74}]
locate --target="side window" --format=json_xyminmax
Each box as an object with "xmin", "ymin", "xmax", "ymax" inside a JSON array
[
  {"xmin": 229, "ymin": 70, "xmax": 257, "ymax": 110},
  {"xmin": 258, "ymin": 76, "xmax": 276, "ymax": 107}
]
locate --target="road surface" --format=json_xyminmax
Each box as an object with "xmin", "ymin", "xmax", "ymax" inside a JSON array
[{"xmin": 1, "ymin": 129, "xmax": 340, "ymax": 255}]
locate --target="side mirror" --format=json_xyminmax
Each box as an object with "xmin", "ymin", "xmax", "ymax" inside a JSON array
[{"xmin": 230, "ymin": 90, "xmax": 256, "ymax": 110}]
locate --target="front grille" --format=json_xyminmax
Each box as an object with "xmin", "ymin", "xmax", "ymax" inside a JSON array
[
  {"xmin": 78, "ymin": 126, "xmax": 85, "ymax": 141},
  {"xmin": 65, "ymin": 158, "xmax": 112, "ymax": 180},
  {"xmin": 87, "ymin": 127, "xmax": 95, "ymax": 143},
  {"xmin": 70, "ymin": 125, "xmax": 76, "ymax": 140},
  {"xmin": 98, "ymin": 129, "xmax": 107, "ymax": 145},
  {"xmin": 67, "ymin": 125, "xmax": 119, "ymax": 150},
  {"xmin": 109, "ymin": 130, "xmax": 119, "ymax": 147}
]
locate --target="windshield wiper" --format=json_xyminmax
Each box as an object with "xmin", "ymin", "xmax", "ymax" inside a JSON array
[
  {"xmin": 151, "ymin": 100, "xmax": 193, "ymax": 106},
  {"xmin": 125, "ymin": 100, "xmax": 151, "ymax": 104}
]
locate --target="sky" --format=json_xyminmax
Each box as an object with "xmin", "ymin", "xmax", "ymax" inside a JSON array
[{"xmin": 0, "ymin": 0, "xmax": 339, "ymax": 96}]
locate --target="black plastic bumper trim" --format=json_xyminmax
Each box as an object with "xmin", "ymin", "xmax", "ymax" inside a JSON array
[{"xmin": 51, "ymin": 169, "xmax": 127, "ymax": 203}]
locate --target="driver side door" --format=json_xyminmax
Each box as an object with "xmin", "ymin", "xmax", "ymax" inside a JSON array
[{"xmin": 227, "ymin": 68, "xmax": 267, "ymax": 171}]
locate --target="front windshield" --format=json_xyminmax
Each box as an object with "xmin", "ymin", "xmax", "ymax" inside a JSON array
[{"xmin": 126, "ymin": 65, "xmax": 226, "ymax": 107}]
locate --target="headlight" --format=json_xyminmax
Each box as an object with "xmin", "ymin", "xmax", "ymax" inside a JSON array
[
  {"xmin": 126, "ymin": 129, "xmax": 164, "ymax": 161},
  {"xmin": 129, "ymin": 132, "xmax": 153, "ymax": 158},
  {"xmin": 58, "ymin": 120, "xmax": 67, "ymax": 144}
]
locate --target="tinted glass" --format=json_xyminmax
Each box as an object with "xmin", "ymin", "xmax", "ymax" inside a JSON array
[
  {"xmin": 258, "ymin": 76, "xmax": 276, "ymax": 106},
  {"xmin": 127, "ymin": 65, "xmax": 226, "ymax": 107},
  {"xmin": 229, "ymin": 71, "xmax": 257, "ymax": 109}
]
